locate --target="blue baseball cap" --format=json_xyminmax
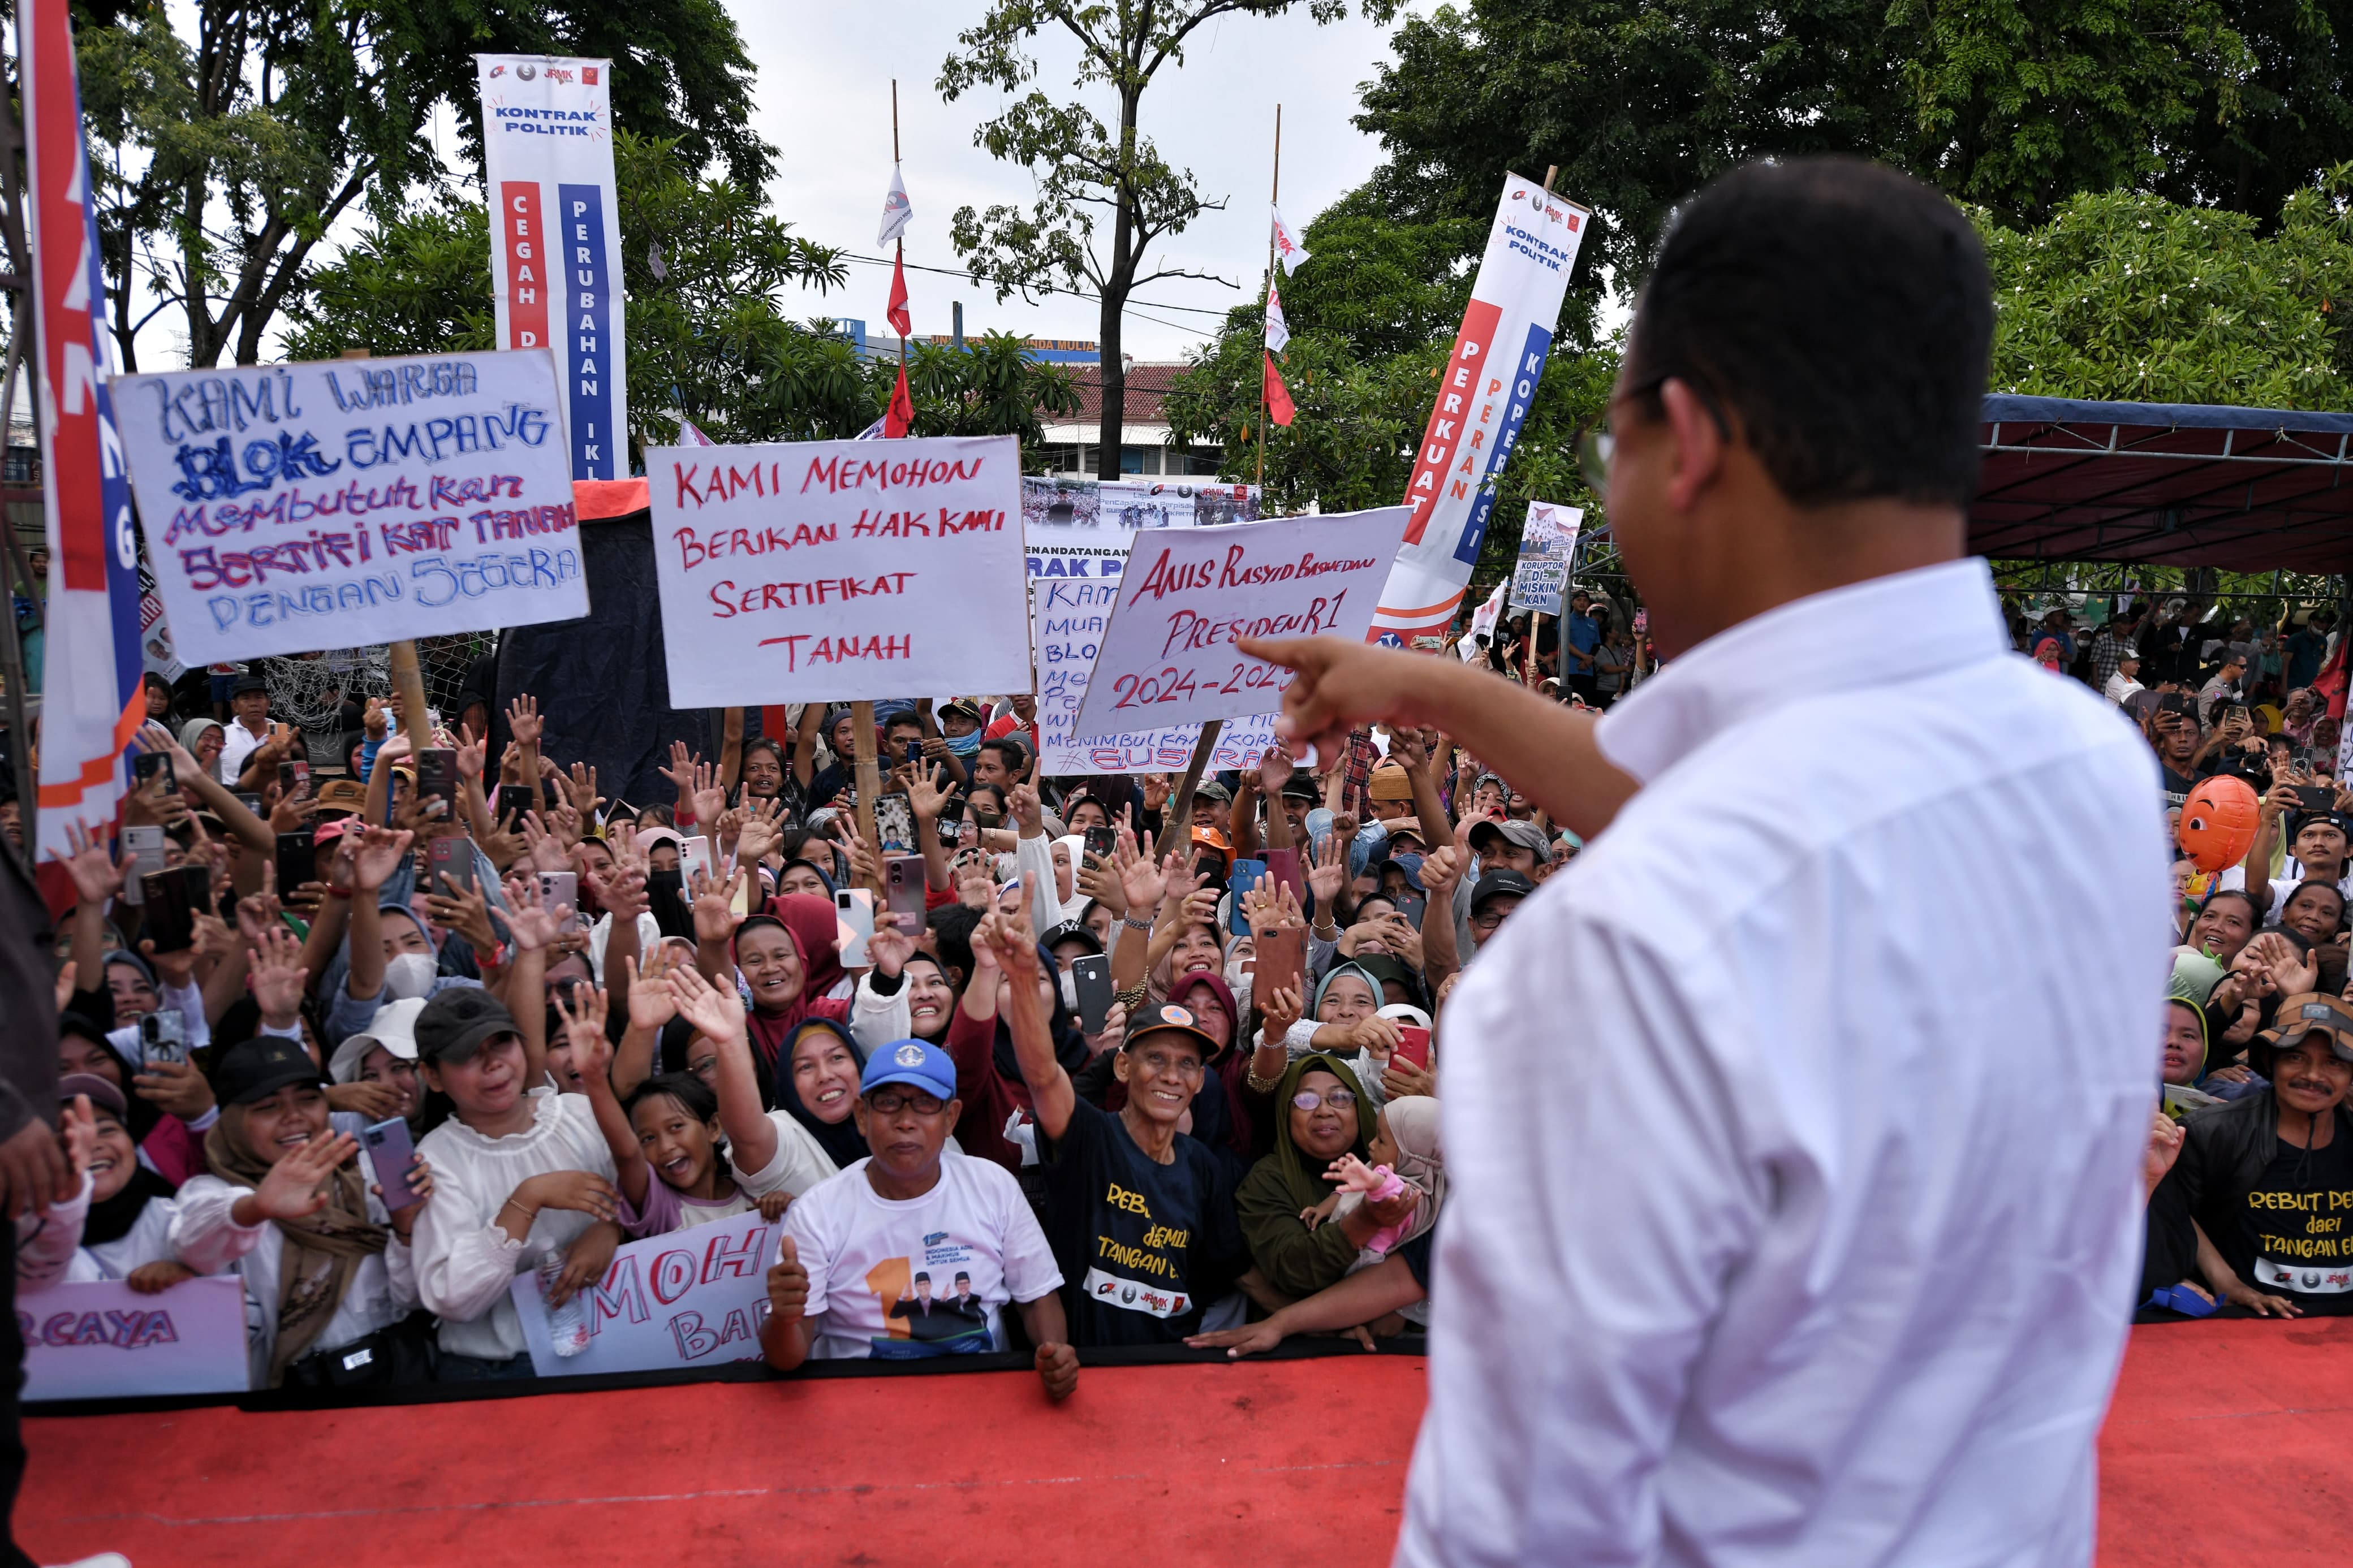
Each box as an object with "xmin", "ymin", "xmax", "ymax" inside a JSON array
[{"xmin": 860, "ymin": 1038, "xmax": 956, "ymax": 1101}]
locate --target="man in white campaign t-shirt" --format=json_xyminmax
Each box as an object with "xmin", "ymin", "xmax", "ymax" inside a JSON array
[{"xmin": 762, "ymin": 1039, "xmax": 1076, "ymax": 1396}]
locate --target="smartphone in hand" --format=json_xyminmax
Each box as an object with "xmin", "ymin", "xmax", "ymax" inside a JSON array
[
  {"xmin": 132, "ymin": 750, "xmax": 178, "ymax": 796},
  {"xmin": 360, "ymin": 1118, "xmax": 424, "ymax": 1212},
  {"xmin": 276, "ymin": 830, "xmax": 318, "ymax": 892},
  {"xmin": 1071, "ymin": 954, "xmax": 1114, "ymax": 1035},
  {"xmin": 428, "ymin": 835, "xmax": 476, "ymax": 896},
  {"xmin": 1392, "ymin": 1025, "xmax": 1432, "ymax": 1071},
  {"xmin": 1255, "ymin": 925, "xmax": 1305, "ymax": 1006},
  {"xmin": 139, "ymin": 865, "xmax": 210, "ymax": 953},
  {"xmin": 139, "ymin": 1009, "xmax": 188, "ymax": 1066},
  {"xmin": 415, "ymin": 748, "xmax": 458, "ymax": 816},
  {"xmin": 834, "ymin": 888, "xmax": 876, "ymax": 968},
  {"xmin": 885, "ymin": 854, "xmax": 928, "ymax": 921},
  {"xmin": 538, "ymin": 870, "xmax": 580, "ymax": 932}
]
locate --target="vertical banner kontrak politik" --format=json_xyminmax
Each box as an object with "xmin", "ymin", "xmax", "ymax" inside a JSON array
[
  {"xmin": 476, "ymin": 55, "xmax": 627, "ymax": 479},
  {"xmin": 1368, "ymin": 174, "xmax": 1589, "ymax": 647}
]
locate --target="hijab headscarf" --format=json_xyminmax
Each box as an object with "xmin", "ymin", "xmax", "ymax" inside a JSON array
[
  {"xmin": 734, "ymin": 914, "xmax": 815, "ymax": 1073},
  {"xmin": 994, "ymin": 941, "xmax": 1091, "ymax": 1087},
  {"xmin": 178, "ymin": 718, "xmax": 225, "ymax": 779},
  {"xmin": 772, "ymin": 1016, "xmax": 871, "ymax": 1169},
  {"xmin": 1313, "ymin": 962, "xmax": 1384, "ymax": 1020},
  {"xmin": 1265, "ymin": 1051, "xmax": 1374, "ymax": 1214},
  {"xmin": 777, "ymin": 857, "xmax": 839, "ymax": 901},
  {"xmin": 83, "ymin": 1161, "xmax": 177, "ymax": 1246},
  {"xmin": 1373, "ymin": 1094, "xmax": 1446, "ymax": 1249},
  {"xmin": 766, "ymin": 893, "xmax": 848, "ymax": 1001},
  {"xmin": 204, "ymin": 1109, "xmax": 388, "ymax": 1387}
]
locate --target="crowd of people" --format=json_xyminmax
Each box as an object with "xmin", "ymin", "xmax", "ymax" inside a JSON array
[
  {"xmin": 2, "ymin": 664, "xmax": 1588, "ymax": 1397},
  {"xmin": 2010, "ymin": 590, "xmax": 2353, "ymax": 1318}
]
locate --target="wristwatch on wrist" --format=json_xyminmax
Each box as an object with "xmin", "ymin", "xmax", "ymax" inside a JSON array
[{"xmin": 1121, "ymin": 915, "xmax": 1154, "ymax": 932}]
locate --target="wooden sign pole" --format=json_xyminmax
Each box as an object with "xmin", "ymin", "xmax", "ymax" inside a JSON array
[
  {"xmin": 850, "ymin": 699, "xmax": 884, "ymax": 893},
  {"xmin": 343, "ymin": 349, "xmax": 433, "ymax": 750},
  {"xmin": 1162, "ymin": 720, "xmax": 1223, "ymax": 852}
]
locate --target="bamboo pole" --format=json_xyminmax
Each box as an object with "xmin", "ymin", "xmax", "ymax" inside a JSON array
[{"xmin": 1256, "ymin": 105, "xmax": 1280, "ymax": 493}]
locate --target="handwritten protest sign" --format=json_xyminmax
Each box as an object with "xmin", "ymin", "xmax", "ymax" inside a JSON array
[
  {"xmin": 1507, "ymin": 500, "xmax": 1581, "ymax": 615},
  {"xmin": 512, "ymin": 1208, "xmax": 778, "ymax": 1377},
  {"xmin": 115, "ymin": 350, "xmax": 589, "ymax": 663},
  {"xmin": 648, "ymin": 435, "xmax": 1030, "ymax": 706},
  {"xmin": 1071, "ymin": 508, "xmax": 1408, "ymax": 741},
  {"xmin": 1023, "ymin": 477, "xmax": 1278, "ymax": 772},
  {"xmin": 19, "ymin": 1277, "xmax": 248, "ymax": 1400}
]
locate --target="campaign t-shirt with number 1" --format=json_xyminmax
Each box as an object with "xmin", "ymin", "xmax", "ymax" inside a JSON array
[
  {"xmin": 1038, "ymin": 1096, "xmax": 1241, "ymax": 1346},
  {"xmin": 2228, "ymin": 1130, "xmax": 2353, "ymax": 1310},
  {"xmin": 779, "ymin": 1150, "xmax": 1062, "ymax": 1360}
]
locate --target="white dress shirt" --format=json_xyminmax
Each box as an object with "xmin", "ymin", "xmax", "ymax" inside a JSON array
[
  {"xmin": 1399, "ymin": 559, "xmax": 2171, "ymax": 1568},
  {"xmin": 217, "ymin": 715, "xmax": 272, "ymax": 784}
]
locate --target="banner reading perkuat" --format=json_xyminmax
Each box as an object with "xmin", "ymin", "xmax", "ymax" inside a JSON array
[
  {"xmin": 648, "ymin": 435, "xmax": 1031, "ymax": 706},
  {"xmin": 116, "ymin": 350, "xmax": 588, "ymax": 663},
  {"xmin": 20, "ymin": 1277, "xmax": 249, "ymax": 1399},
  {"xmin": 512, "ymin": 1209, "xmax": 778, "ymax": 1377},
  {"xmin": 477, "ymin": 54, "xmax": 627, "ymax": 480},
  {"xmin": 1073, "ymin": 508, "xmax": 1408, "ymax": 741},
  {"xmin": 1024, "ymin": 476, "xmax": 1279, "ymax": 772},
  {"xmin": 1371, "ymin": 174, "xmax": 1590, "ymax": 647}
]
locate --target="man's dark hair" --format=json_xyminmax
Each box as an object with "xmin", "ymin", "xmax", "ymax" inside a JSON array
[
  {"xmin": 928, "ymin": 903, "xmax": 980, "ymax": 981},
  {"xmin": 1629, "ymin": 157, "xmax": 1992, "ymax": 508},
  {"xmin": 977, "ymin": 736, "xmax": 1028, "ymax": 780},
  {"xmin": 885, "ymin": 712, "xmax": 923, "ymax": 735}
]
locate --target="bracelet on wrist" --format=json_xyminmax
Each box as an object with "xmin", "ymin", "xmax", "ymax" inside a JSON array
[
  {"xmin": 1121, "ymin": 915, "xmax": 1154, "ymax": 932},
  {"xmin": 326, "ymin": 884, "xmax": 352, "ymax": 900}
]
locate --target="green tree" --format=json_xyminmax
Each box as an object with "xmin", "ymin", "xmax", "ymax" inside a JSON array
[
  {"xmin": 1979, "ymin": 172, "xmax": 2353, "ymax": 407},
  {"xmin": 937, "ymin": 0, "xmax": 1373, "ymax": 481},
  {"xmin": 75, "ymin": 0, "xmax": 770, "ymax": 369}
]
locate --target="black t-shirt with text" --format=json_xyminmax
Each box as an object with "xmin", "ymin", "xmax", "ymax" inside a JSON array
[
  {"xmin": 1038, "ymin": 1096, "xmax": 1241, "ymax": 1346},
  {"xmin": 2226, "ymin": 1129, "xmax": 2353, "ymax": 1311}
]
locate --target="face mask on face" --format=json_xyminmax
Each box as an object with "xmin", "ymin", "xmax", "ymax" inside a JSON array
[
  {"xmin": 1058, "ymin": 969, "xmax": 1079, "ymax": 1013},
  {"xmin": 1225, "ymin": 958, "xmax": 1251, "ymax": 993},
  {"xmin": 943, "ymin": 728, "xmax": 983, "ymax": 758},
  {"xmin": 382, "ymin": 952, "xmax": 438, "ymax": 1001}
]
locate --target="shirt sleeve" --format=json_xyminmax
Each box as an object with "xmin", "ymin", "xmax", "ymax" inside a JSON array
[
  {"xmin": 1014, "ymin": 832, "xmax": 1071, "ymax": 927},
  {"xmin": 846, "ymin": 970, "xmax": 912, "ymax": 1055},
  {"xmin": 617, "ymin": 1172, "xmax": 684, "ymax": 1238},
  {"xmin": 169, "ymin": 1174, "xmax": 267, "ymax": 1276},
  {"xmin": 15, "ymin": 1171, "xmax": 92, "ymax": 1288},
  {"xmin": 407, "ymin": 1168, "xmax": 530, "ymax": 1327},
  {"xmin": 734, "ymin": 1114, "xmax": 840, "ymax": 1200},
  {"xmin": 780, "ymin": 1192, "xmax": 834, "ymax": 1320}
]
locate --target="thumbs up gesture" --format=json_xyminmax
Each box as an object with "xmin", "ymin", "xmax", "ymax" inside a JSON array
[{"xmin": 766, "ymin": 1236, "xmax": 809, "ymax": 1321}]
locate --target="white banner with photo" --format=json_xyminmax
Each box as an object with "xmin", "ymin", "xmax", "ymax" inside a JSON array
[
  {"xmin": 18, "ymin": 1277, "xmax": 249, "ymax": 1400},
  {"xmin": 1508, "ymin": 500, "xmax": 1581, "ymax": 615},
  {"xmin": 513, "ymin": 1208, "xmax": 779, "ymax": 1377},
  {"xmin": 647, "ymin": 435, "xmax": 1031, "ymax": 706},
  {"xmin": 1072, "ymin": 507, "xmax": 1408, "ymax": 741},
  {"xmin": 1024, "ymin": 477, "xmax": 1281, "ymax": 772},
  {"xmin": 117, "ymin": 349, "xmax": 588, "ymax": 663},
  {"xmin": 476, "ymin": 53, "xmax": 628, "ymax": 480}
]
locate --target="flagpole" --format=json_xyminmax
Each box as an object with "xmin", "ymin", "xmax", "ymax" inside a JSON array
[
  {"xmin": 1257, "ymin": 103, "xmax": 1280, "ymax": 494},
  {"xmin": 851, "ymin": 81, "xmax": 911, "ymax": 891}
]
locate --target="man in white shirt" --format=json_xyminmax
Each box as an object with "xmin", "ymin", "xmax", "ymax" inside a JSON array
[
  {"xmin": 216, "ymin": 672, "xmax": 275, "ymax": 785},
  {"xmin": 2104, "ymin": 647, "xmax": 2144, "ymax": 706},
  {"xmin": 1244, "ymin": 158, "xmax": 2168, "ymax": 1568}
]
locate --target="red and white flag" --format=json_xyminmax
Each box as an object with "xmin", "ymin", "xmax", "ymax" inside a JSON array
[
  {"xmin": 1263, "ymin": 278, "xmax": 1290, "ymax": 355},
  {"xmin": 885, "ymin": 362, "xmax": 915, "ymax": 439},
  {"xmin": 1270, "ymin": 203, "xmax": 1310, "ymax": 275},
  {"xmin": 877, "ymin": 162, "xmax": 912, "ymax": 248},
  {"xmin": 675, "ymin": 418, "xmax": 716, "ymax": 447}
]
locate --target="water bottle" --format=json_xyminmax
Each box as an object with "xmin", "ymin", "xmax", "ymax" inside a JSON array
[{"xmin": 540, "ymin": 1251, "xmax": 591, "ymax": 1358}]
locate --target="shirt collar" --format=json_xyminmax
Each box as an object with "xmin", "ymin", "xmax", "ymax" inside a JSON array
[{"xmin": 1595, "ymin": 558, "xmax": 2010, "ymax": 784}]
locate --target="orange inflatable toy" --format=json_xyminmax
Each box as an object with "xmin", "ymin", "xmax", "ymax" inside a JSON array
[{"xmin": 2178, "ymin": 776, "xmax": 2260, "ymax": 873}]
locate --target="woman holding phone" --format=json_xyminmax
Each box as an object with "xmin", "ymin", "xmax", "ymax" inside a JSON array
[
  {"xmin": 170, "ymin": 1036, "xmax": 435, "ymax": 1389},
  {"xmin": 1234, "ymin": 1053, "xmax": 1397, "ymax": 1301}
]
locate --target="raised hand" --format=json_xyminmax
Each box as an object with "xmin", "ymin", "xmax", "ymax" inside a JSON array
[
  {"xmin": 501, "ymin": 872, "xmax": 569, "ymax": 952},
  {"xmin": 519, "ymin": 811, "xmax": 572, "ymax": 874},
  {"xmin": 425, "ymin": 874, "xmax": 498, "ymax": 956},
  {"xmin": 689, "ymin": 866, "xmax": 744, "ymax": 945},
  {"xmin": 1140, "ymin": 772, "xmax": 1171, "ymax": 812},
  {"xmin": 1308, "ymin": 833, "xmax": 1349, "ymax": 907},
  {"xmin": 767, "ymin": 1236, "xmax": 809, "ymax": 1321},
  {"xmin": 867, "ymin": 910, "xmax": 915, "ymax": 977},
  {"xmin": 589, "ymin": 861, "xmax": 650, "ymax": 923},
  {"xmin": 234, "ymin": 866, "xmax": 283, "ymax": 945},
  {"xmin": 54, "ymin": 820, "xmax": 127, "ymax": 906},
  {"xmin": 736, "ymin": 796, "xmax": 787, "ymax": 863},
  {"xmin": 837, "ymin": 814, "xmax": 882, "ymax": 889},
  {"xmin": 350, "ymin": 825, "xmax": 415, "ymax": 894},
  {"xmin": 1258, "ymin": 985, "xmax": 1303, "ymax": 1047},
  {"xmin": 249, "ymin": 925, "xmax": 309, "ymax": 1025},
  {"xmin": 506, "ymin": 693, "xmax": 545, "ymax": 747},
  {"xmin": 252, "ymin": 1133, "xmax": 359, "ymax": 1223},
  {"xmin": 905, "ymin": 762, "xmax": 953, "ymax": 822},
  {"xmin": 1010, "ymin": 779, "xmax": 1045, "ymax": 837},
  {"xmin": 563, "ymin": 761, "xmax": 603, "ymax": 819},
  {"xmin": 1418, "ymin": 844, "xmax": 1464, "ymax": 900},
  {"xmin": 1259, "ymin": 742, "xmax": 1295, "ymax": 796},
  {"xmin": 454, "ymin": 723, "xmax": 488, "ymax": 782},
  {"xmin": 663, "ymin": 958, "xmax": 748, "ymax": 1042},
  {"xmin": 361, "ymin": 696, "xmax": 389, "ymax": 740},
  {"xmin": 624, "ymin": 950, "xmax": 682, "ymax": 1032},
  {"xmin": 1117, "ymin": 837, "xmax": 1171, "ymax": 914},
  {"xmin": 554, "ymin": 986, "xmax": 614, "ymax": 1082}
]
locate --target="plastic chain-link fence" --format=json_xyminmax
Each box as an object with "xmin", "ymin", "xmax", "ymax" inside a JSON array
[{"xmin": 264, "ymin": 633, "xmax": 495, "ymax": 774}]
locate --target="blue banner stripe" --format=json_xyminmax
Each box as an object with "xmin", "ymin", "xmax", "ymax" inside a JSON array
[
  {"xmin": 1452, "ymin": 322, "xmax": 1554, "ymax": 568},
  {"xmin": 556, "ymin": 182, "xmax": 615, "ymax": 480}
]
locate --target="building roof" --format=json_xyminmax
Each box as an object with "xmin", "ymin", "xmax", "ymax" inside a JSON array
[{"xmin": 1042, "ymin": 360, "xmax": 1193, "ymax": 446}]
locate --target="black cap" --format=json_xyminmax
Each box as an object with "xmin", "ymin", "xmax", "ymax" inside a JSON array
[
  {"xmin": 228, "ymin": 673, "xmax": 269, "ymax": 697},
  {"xmin": 1278, "ymin": 775, "xmax": 1319, "ymax": 802},
  {"xmin": 1123, "ymin": 1000, "xmax": 1218, "ymax": 1058},
  {"xmin": 1470, "ymin": 868, "xmax": 1536, "ymax": 913},
  {"xmin": 414, "ymin": 987, "xmax": 518, "ymax": 1065},
  {"xmin": 211, "ymin": 1036, "xmax": 327, "ymax": 1105},
  {"xmin": 1039, "ymin": 918, "xmax": 1103, "ymax": 957}
]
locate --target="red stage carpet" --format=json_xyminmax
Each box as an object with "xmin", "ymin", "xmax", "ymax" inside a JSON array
[{"xmin": 17, "ymin": 1318, "xmax": 2353, "ymax": 1566}]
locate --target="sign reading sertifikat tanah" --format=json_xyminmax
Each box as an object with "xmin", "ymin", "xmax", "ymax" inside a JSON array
[
  {"xmin": 117, "ymin": 349, "xmax": 588, "ymax": 663},
  {"xmin": 1071, "ymin": 508, "xmax": 1407, "ymax": 741},
  {"xmin": 647, "ymin": 435, "xmax": 1032, "ymax": 706}
]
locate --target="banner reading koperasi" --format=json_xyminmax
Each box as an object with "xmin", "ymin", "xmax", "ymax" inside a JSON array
[
  {"xmin": 476, "ymin": 54, "xmax": 627, "ymax": 480},
  {"xmin": 1369, "ymin": 174, "xmax": 1589, "ymax": 647}
]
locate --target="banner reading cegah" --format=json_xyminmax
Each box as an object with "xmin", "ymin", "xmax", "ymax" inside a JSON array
[
  {"xmin": 648, "ymin": 434, "xmax": 1032, "ymax": 706},
  {"xmin": 1072, "ymin": 507, "xmax": 1408, "ymax": 741},
  {"xmin": 476, "ymin": 54, "xmax": 627, "ymax": 480},
  {"xmin": 116, "ymin": 349, "xmax": 588, "ymax": 664}
]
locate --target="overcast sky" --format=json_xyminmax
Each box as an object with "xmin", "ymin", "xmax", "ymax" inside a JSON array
[{"xmin": 726, "ymin": 1, "xmax": 1424, "ymax": 361}]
